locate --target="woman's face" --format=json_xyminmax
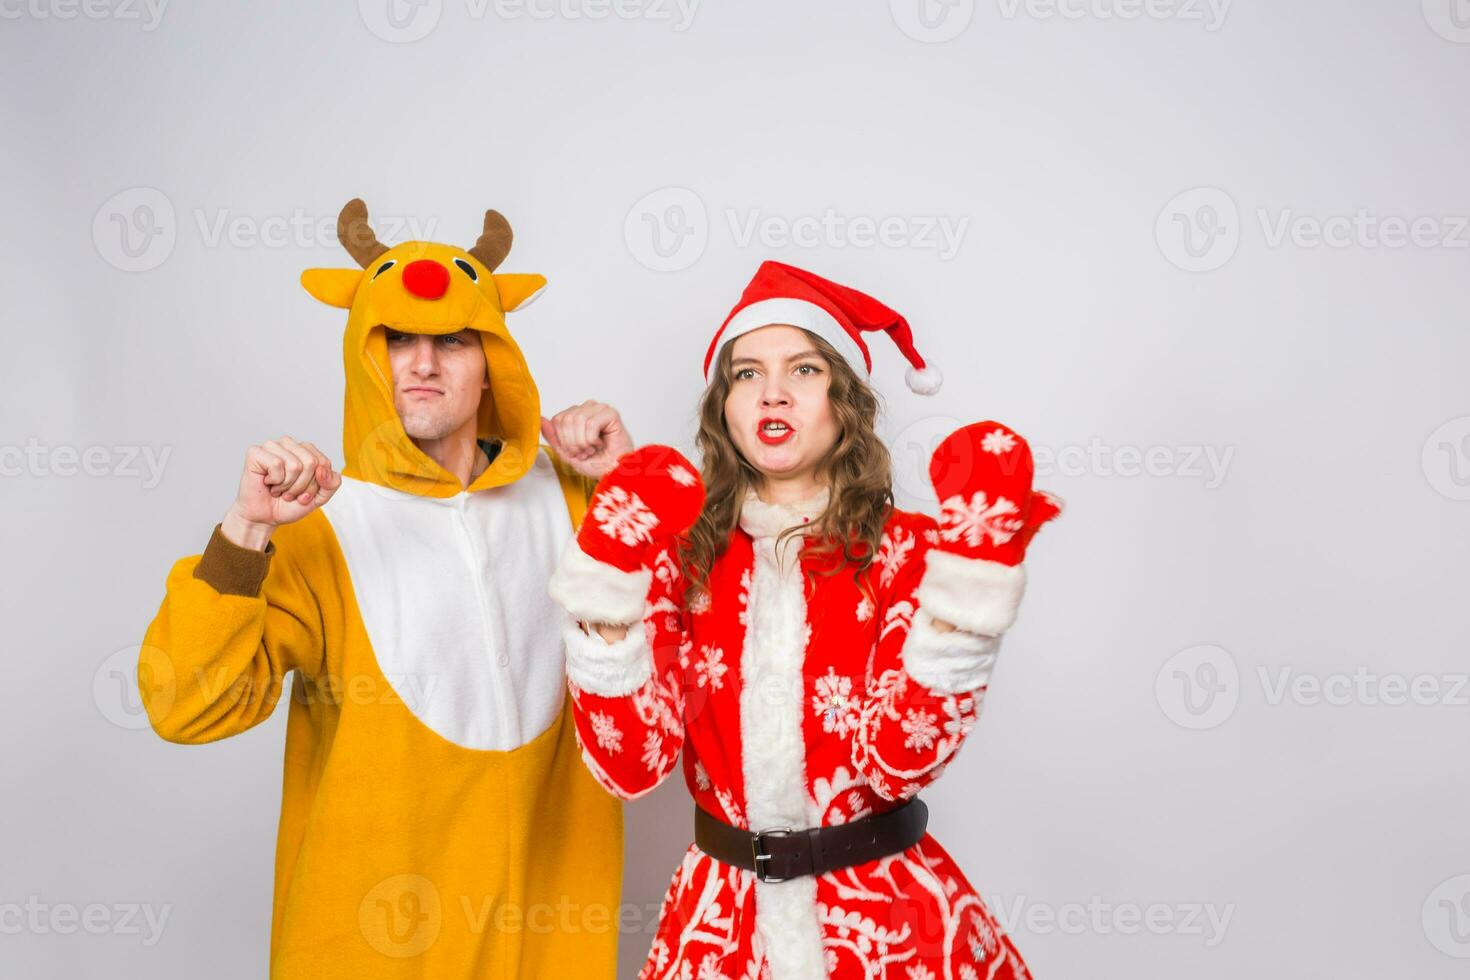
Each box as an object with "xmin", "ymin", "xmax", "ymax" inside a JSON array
[{"xmin": 722, "ymin": 325, "xmax": 839, "ymax": 488}]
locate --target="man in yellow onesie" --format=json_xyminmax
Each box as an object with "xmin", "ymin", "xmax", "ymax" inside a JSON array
[{"xmin": 139, "ymin": 199, "xmax": 627, "ymax": 978}]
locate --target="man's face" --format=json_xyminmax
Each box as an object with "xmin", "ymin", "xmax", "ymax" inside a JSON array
[
  {"xmin": 722, "ymin": 324, "xmax": 839, "ymax": 483},
  {"xmin": 385, "ymin": 328, "xmax": 489, "ymax": 441}
]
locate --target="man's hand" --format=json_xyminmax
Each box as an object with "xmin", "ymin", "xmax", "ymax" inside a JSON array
[
  {"xmin": 221, "ymin": 436, "xmax": 343, "ymax": 551},
  {"xmin": 541, "ymin": 401, "xmax": 635, "ymax": 479}
]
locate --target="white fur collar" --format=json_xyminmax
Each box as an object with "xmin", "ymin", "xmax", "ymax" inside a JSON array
[{"xmin": 737, "ymin": 486, "xmax": 830, "ymax": 541}]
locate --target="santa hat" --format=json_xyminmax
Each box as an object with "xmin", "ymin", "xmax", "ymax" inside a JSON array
[{"xmin": 702, "ymin": 261, "xmax": 943, "ymax": 396}]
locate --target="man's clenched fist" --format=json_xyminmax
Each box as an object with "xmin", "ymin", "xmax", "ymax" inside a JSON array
[
  {"xmin": 541, "ymin": 401, "xmax": 635, "ymax": 479},
  {"xmin": 221, "ymin": 436, "xmax": 342, "ymax": 551}
]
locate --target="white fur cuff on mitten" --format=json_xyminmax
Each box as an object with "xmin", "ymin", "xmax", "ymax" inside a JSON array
[
  {"xmin": 914, "ymin": 549, "xmax": 1027, "ymax": 637},
  {"xmin": 547, "ymin": 537, "xmax": 652, "ymax": 626},
  {"xmin": 561, "ymin": 617, "xmax": 654, "ymax": 698},
  {"xmin": 899, "ymin": 607, "xmax": 1003, "ymax": 694}
]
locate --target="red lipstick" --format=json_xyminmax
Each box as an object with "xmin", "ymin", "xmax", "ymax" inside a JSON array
[{"xmin": 757, "ymin": 417, "xmax": 795, "ymax": 446}]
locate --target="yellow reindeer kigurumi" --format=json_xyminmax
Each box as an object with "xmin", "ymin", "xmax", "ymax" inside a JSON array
[{"xmin": 139, "ymin": 200, "xmax": 622, "ymax": 978}]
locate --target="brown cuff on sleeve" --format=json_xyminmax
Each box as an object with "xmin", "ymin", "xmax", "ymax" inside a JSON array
[{"xmin": 193, "ymin": 523, "xmax": 275, "ymax": 597}]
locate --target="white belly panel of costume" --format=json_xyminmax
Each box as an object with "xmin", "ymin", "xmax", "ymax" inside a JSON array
[{"xmin": 322, "ymin": 450, "xmax": 572, "ymax": 750}]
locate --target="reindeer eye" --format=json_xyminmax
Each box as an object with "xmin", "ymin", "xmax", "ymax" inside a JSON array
[
  {"xmin": 453, "ymin": 258, "xmax": 479, "ymax": 281},
  {"xmin": 372, "ymin": 260, "xmax": 397, "ymax": 279}
]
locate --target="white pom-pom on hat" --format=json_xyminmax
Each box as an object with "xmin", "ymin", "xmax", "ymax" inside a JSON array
[{"xmin": 905, "ymin": 364, "xmax": 944, "ymax": 396}]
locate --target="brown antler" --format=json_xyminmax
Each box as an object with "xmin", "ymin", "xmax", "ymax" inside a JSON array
[
  {"xmin": 467, "ymin": 210, "xmax": 513, "ymax": 271},
  {"xmin": 337, "ymin": 198, "xmax": 389, "ymax": 268}
]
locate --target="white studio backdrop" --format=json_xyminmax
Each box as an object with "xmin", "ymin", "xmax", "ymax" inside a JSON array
[{"xmin": 2, "ymin": 1, "xmax": 1467, "ymax": 977}]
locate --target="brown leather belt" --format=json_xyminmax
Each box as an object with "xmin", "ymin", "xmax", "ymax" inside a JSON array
[{"xmin": 694, "ymin": 798, "xmax": 928, "ymax": 883}]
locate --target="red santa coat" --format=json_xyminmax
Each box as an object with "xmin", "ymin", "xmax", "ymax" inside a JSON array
[{"xmin": 550, "ymin": 487, "xmax": 1035, "ymax": 980}]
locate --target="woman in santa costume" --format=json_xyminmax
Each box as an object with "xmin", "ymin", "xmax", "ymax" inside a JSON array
[{"xmin": 547, "ymin": 260, "xmax": 1061, "ymax": 980}]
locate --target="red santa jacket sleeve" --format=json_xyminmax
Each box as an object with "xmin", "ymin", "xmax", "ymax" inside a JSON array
[
  {"xmin": 851, "ymin": 515, "xmax": 1026, "ymax": 802},
  {"xmin": 548, "ymin": 540, "xmax": 689, "ymax": 801}
]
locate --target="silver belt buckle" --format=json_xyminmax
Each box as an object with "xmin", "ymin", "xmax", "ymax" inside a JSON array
[{"xmin": 751, "ymin": 827, "xmax": 794, "ymax": 883}]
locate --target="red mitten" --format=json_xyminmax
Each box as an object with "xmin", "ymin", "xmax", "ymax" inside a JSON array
[
  {"xmin": 578, "ymin": 445, "xmax": 705, "ymax": 573},
  {"xmin": 929, "ymin": 421, "xmax": 1061, "ymax": 566}
]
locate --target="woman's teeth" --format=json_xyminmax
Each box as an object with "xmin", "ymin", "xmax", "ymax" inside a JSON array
[{"xmin": 762, "ymin": 422, "xmax": 789, "ymax": 434}]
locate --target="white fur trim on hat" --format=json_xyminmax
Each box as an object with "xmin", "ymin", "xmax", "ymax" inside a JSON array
[
  {"xmin": 900, "ymin": 607, "xmax": 1003, "ymax": 694},
  {"xmin": 547, "ymin": 538, "xmax": 652, "ymax": 625},
  {"xmin": 915, "ymin": 549, "xmax": 1028, "ymax": 637},
  {"xmin": 561, "ymin": 617, "xmax": 654, "ymax": 698},
  {"xmin": 710, "ymin": 297, "xmax": 871, "ymax": 380}
]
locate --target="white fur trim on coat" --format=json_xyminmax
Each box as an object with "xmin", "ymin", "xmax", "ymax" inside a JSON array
[
  {"xmin": 738, "ymin": 517, "xmax": 828, "ymax": 979},
  {"xmin": 915, "ymin": 549, "xmax": 1028, "ymax": 637},
  {"xmin": 561, "ymin": 617, "xmax": 654, "ymax": 698},
  {"xmin": 900, "ymin": 607, "xmax": 1004, "ymax": 694},
  {"xmin": 547, "ymin": 537, "xmax": 652, "ymax": 625}
]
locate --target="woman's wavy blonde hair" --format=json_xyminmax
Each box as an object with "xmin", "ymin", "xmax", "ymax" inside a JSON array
[{"xmin": 680, "ymin": 328, "xmax": 894, "ymax": 601}]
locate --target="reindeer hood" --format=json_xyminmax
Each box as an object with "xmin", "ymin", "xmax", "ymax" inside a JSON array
[{"xmin": 300, "ymin": 199, "xmax": 548, "ymax": 498}]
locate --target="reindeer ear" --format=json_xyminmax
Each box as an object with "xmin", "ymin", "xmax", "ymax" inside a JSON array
[
  {"xmin": 493, "ymin": 273, "xmax": 547, "ymax": 313},
  {"xmin": 301, "ymin": 268, "xmax": 362, "ymax": 309}
]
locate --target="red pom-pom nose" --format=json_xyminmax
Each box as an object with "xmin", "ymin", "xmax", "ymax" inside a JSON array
[{"xmin": 401, "ymin": 259, "xmax": 449, "ymax": 299}]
